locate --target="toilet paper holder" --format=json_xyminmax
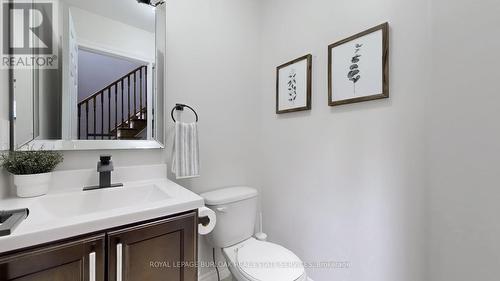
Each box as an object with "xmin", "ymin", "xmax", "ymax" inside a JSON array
[
  {"xmin": 198, "ymin": 207, "xmax": 216, "ymax": 235},
  {"xmin": 198, "ymin": 215, "xmax": 211, "ymax": 227}
]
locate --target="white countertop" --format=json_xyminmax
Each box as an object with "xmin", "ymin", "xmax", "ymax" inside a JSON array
[{"xmin": 0, "ymin": 178, "xmax": 204, "ymax": 254}]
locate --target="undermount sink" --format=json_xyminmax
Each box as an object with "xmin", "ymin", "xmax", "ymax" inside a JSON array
[{"xmin": 35, "ymin": 184, "xmax": 170, "ymax": 218}]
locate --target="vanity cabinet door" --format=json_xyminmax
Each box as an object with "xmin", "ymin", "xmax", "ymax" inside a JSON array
[
  {"xmin": 107, "ymin": 211, "xmax": 198, "ymax": 281},
  {"xmin": 0, "ymin": 234, "xmax": 105, "ymax": 281}
]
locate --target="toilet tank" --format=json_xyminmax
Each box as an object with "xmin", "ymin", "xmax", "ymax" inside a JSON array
[{"xmin": 200, "ymin": 187, "xmax": 258, "ymax": 248}]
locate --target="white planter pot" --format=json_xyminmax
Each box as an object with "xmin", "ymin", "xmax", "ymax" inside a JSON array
[{"xmin": 13, "ymin": 172, "xmax": 52, "ymax": 198}]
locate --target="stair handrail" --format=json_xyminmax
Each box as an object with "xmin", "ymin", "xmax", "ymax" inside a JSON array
[{"xmin": 78, "ymin": 65, "xmax": 147, "ymax": 106}]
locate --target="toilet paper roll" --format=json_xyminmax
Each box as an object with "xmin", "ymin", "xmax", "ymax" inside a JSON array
[{"xmin": 198, "ymin": 207, "xmax": 216, "ymax": 235}]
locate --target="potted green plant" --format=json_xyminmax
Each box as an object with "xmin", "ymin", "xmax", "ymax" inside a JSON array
[{"xmin": 1, "ymin": 150, "xmax": 64, "ymax": 198}]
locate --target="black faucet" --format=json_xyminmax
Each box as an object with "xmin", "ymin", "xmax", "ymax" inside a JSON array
[{"xmin": 84, "ymin": 155, "xmax": 123, "ymax": 191}]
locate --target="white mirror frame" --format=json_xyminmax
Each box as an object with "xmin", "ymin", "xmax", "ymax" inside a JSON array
[{"xmin": 16, "ymin": 139, "xmax": 164, "ymax": 151}]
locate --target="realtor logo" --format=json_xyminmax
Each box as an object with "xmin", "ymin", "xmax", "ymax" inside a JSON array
[{"xmin": 1, "ymin": 0, "xmax": 58, "ymax": 69}]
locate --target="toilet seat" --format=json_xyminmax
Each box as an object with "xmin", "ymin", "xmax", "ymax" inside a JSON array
[{"xmin": 234, "ymin": 240, "xmax": 306, "ymax": 281}]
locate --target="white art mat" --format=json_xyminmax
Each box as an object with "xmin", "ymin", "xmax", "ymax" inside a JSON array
[
  {"xmin": 278, "ymin": 59, "xmax": 308, "ymax": 111},
  {"xmin": 331, "ymin": 29, "xmax": 383, "ymax": 102}
]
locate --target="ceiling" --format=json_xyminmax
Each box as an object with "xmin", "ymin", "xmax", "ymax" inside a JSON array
[{"xmin": 62, "ymin": 0, "xmax": 156, "ymax": 32}]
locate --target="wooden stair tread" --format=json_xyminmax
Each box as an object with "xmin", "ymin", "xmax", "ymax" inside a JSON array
[
  {"xmin": 130, "ymin": 119, "xmax": 147, "ymax": 131},
  {"xmin": 117, "ymin": 127, "xmax": 139, "ymax": 138}
]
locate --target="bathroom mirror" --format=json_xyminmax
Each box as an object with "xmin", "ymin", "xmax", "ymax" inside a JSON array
[{"xmin": 9, "ymin": 0, "xmax": 166, "ymax": 150}]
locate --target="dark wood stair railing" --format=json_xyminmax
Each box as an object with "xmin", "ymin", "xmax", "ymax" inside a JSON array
[{"xmin": 78, "ymin": 65, "xmax": 148, "ymax": 140}]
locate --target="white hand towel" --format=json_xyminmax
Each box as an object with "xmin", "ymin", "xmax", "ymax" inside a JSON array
[{"xmin": 171, "ymin": 122, "xmax": 200, "ymax": 179}]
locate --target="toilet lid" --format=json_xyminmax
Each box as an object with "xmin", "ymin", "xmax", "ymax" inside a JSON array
[{"xmin": 235, "ymin": 241, "xmax": 305, "ymax": 281}]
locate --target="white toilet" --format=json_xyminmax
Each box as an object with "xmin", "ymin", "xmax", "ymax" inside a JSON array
[{"xmin": 201, "ymin": 186, "xmax": 308, "ymax": 281}]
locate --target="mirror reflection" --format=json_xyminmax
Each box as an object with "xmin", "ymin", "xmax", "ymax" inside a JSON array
[{"xmin": 12, "ymin": 0, "xmax": 165, "ymax": 150}]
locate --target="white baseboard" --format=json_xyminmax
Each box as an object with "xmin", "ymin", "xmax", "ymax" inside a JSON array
[{"xmin": 199, "ymin": 267, "xmax": 232, "ymax": 281}]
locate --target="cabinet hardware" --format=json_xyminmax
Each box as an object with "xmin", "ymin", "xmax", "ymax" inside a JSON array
[
  {"xmin": 117, "ymin": 243, "xmax": 123, "ymax": 281},
  {"xmin": 89, "ymin": 252, "xmax": 96, "ymax": 281}
]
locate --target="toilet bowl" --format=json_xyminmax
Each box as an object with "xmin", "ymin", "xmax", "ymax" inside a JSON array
[
  {"xmin": 200, "ymin": 186, "xmax": 307, "ymax": 281},
  {"xmin": 223, "ymin": 237, "xmax": 307, "ymax": 281}
]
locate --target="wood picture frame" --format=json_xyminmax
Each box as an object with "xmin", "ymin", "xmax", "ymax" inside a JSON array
[
  {"xmin": 276, "ymin": 54, "xmax": 312, "ymax": 114},
  {"xmin": 328, "ymin": 23, "xmax": 389, "ymax": 106}
]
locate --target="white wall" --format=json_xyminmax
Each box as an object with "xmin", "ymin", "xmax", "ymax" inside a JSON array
[
  {"xmin": 427, "ymin": 1, "xmax": 500, "ymax": 281},
  {"xmin": 164, "ymin": 0, "xmax": 261, "ymax": 277},
  {"xmin": 257, "ymin": 0, "xmax": 429, "ymax": 280},
  {"xmin": 70, "ymin": 7, "xmax": 155, "ymax": 62},
  {"xmin": 165, "ymin": 0, "xmax": 260, "ymax": 195},
  {"xmin": 78, "ymin": 49, "xmax": 144, "ymax": 101}
]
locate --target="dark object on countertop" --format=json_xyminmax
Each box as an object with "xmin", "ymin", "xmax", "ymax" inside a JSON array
[
  {"xmin": 83, "ymin": 155, "xmax": 123, "ymax": 191},
  {"xmin": 0, "ymin": 208, "xmax": 29, "ymax": 237}
]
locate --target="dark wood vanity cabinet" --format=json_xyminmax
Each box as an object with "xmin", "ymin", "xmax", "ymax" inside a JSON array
[
  {"xmin": 0, "ymin": 211, "xmax": 198, "ymax": 281},
  {"xmin": 107, "ymin": 212, "xmax": 198, "ymax": 281},
  {"xmin": 0, "ymin": 234, "xmax": 105, "ymax": 281}
]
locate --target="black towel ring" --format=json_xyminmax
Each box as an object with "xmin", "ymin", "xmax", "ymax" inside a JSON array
[{"xmin": 171, "ymin": 104, "xmax": 199, "ymax": 122}]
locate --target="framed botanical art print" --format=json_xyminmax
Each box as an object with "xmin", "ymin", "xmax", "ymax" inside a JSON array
[
  {"xmin": 328, "ymin": 23, "xmax": 389, "ymax": 106},
  {"xmin": 276, "ymin": 54, "xmax": 312, "ymax": 114}
]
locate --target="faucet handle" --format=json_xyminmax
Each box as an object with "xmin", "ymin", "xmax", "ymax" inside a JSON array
[{"xmin": 100, "ymin": 155, "xmax": 112, "ymax": 165}]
